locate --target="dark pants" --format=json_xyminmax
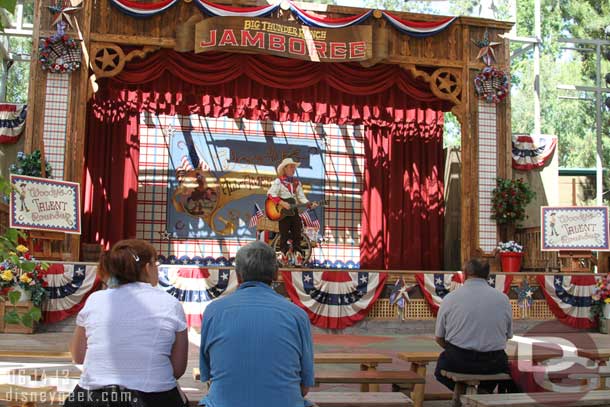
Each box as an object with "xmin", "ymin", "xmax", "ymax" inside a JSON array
[
  {"xmin": 64, "ymin": 384, "xmax": 187, "ymax": 407},
  {"xmin": 279, "ymin": 213, "xmax": 303, "ymax": 255},
  {"xmin": 434, "ymin": 343, "xmax": 519, "ymax": 393}
]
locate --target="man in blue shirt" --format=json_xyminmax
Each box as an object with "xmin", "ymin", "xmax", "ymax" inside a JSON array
[{"xmin": 199, "ymin": 240, "xmax": 315, "ymax": 407}]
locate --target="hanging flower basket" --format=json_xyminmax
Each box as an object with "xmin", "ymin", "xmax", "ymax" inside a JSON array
[
  {"xmin": 474, "ymin": 66, "xmax": 509, "ymax": 104},
  {"xmin": 39, "ymin": 33, "xmax": 81, "ymax": 73}
]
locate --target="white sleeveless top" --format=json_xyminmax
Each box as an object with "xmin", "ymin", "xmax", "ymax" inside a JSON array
[{"xmin": 76, "ymin": 282, "xmax": 187, "ymax": 392}]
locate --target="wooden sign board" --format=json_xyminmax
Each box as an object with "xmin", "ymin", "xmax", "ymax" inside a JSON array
[
  {"xmin": 9, "ymin": 174, "xmax": 81, "ymax": 234},
  {"xmin": 541, "ymin": 206, "xmax": 609, "ymax": 251},
  {"xmin": 195, "ymin": 16, "xmax": 372, "ymax": 62}
]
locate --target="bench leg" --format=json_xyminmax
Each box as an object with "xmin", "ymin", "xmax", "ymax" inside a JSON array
[
  {"xmin": 408, "ymin": 362, "xmax": 426, "ymax": 407},
  {"xmin": 359, "ymin": 363, "xmax": 380, "ymax": 392},
  {"xmin": 451, "ymin": 382, "xmax": 464, "ymax": 407}
]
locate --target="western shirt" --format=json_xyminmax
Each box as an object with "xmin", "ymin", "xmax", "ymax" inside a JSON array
[
  {"xmin": 199, "ymin": 280, "xmax": 315, "ymax": 407},
  {"xmin": 435, "ymin": 278, "xmax": 513, "ymax": 352}
]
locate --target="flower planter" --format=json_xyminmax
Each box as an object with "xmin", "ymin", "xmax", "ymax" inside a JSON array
[
  {"xmin": 0, "ymin": 300, "xmax": 36, "ymax": 334},
  {"xmin": 500, "ymin": 252, "xmax": 523, "ymax": 272}
]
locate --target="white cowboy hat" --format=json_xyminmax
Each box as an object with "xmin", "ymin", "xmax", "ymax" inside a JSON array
[{"xmin": 277, "ymin": 157, "xmax": 300, "ymax": 176}]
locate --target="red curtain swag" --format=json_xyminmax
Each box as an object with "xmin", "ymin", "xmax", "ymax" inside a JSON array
[{"xmin": 84, "ymin": 50, "xmax": 451, "ymax": 270}]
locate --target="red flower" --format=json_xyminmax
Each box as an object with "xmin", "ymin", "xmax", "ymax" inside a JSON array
[
  {"xmin": 23, "ymin": 252, "xmax": 32, "ymax": 260},
  {"xmin": 41, "ymin": 281, "xmax": 48, "ymax": 288}
]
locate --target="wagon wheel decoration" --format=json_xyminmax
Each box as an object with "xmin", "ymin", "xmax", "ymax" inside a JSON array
[
  {"xmin": 431, "ymin": 69, "xmax": 462, "ymax": 102},
  {"xmin": 91, "ymin": 43, "xmax": 125, "ymax": 79}
]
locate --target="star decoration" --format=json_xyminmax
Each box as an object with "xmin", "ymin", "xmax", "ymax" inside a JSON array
[
  {"xmin": 512, "ymin": 280, "xmax": 537, "ymax": 309},
  {"xmin": 487, "ymin": 276, "xmax": 496, "ymax": 286},
  {"xmin": 96, "ymin": 48, "xmax": 119, "ymax": 71},
  {"xmin": 435, "ymin": 277, "xmax": 443, "ymax": 285},
  {"xmin": 220, "ymin": 271, "xmax": 228, "ymax": 281},
  {"xmin": 359, "ymin": 275, "xmax": 368, "ymax": 284},
  {"xmin": 472, "ymin": 29, "xmax": 502, "ymax": 66},
  {"xmin": 303, "ymin": 274, "xmax": 312, "ymax": 283},
  {"xmin": 49, "ymin": 1, "xmax": 82, "ymax": 29},
  {"xmin": 159, "ymin": 230, "xmax": 171, "ymax": 241},
  {"xmin": 437, "ymin": 74, "xmax": 456, "ymax": 92}
]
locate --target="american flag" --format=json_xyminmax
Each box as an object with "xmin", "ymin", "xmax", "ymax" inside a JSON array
[
  {"xmin": 300, "ymin": 208, "xmax": 320, "ymax": 229},
  {"xmin": 176, "ymin": 156, "xmax": 194, "ymax": 172},
  {"xmin": 249, "ymin": 203, "xmax": 264, "ymax": 228}
]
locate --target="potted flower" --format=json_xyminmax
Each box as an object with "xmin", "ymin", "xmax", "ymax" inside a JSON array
[
  {"xmin": 591, "ymin": 275, "xmax": 610, "ymax": 329},
  {"xmin": 496, "ymin": 240, "xmax": 524, "ymax": 272},
  {"xmin": 491, "ymin": 177, "xmax": 535, "ymax": 240}
]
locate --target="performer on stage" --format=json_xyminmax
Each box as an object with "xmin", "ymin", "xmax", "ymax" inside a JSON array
[{"xmin": 267, "ymin": 158, "xmax": 317, "ymax": 266}]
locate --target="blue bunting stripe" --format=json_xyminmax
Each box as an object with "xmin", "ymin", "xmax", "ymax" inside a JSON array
[
  {"xmin": 109, "ymin": 0, "xmax": 180, "ymax": 18},
  {"xmin": 382, "ymin": 12, "xmax": 457, "ymax": 38},
  {"xmin": 193, "ymin": 0, "xmax": 280, "ymax": 17},
  {"xmin": 42, "ymin": 263, "xmax": 101, "ymax": 323},
  {"xmin": 158, "ymin": 266, "xmax": 238, "ymax": 327},
  {"xmin": 289, "ymin": 4, "xmax": 372, "ymax": 28}
]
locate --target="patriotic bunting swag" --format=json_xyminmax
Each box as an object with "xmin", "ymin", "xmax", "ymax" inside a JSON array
[
  {"xmin": 42, "ymin": 263, "xmax": 101, "ymax": 323},
  {"xmin": 109, "ymin": 0, "xmax": 456, "ymax": 38},
  {"xmin": 536, "ymin": 274, "xmax": 597, "ymax": 329},
  {"xmin": 158, "ymin": 266, "xmax": 238, "ymax": 327},
  {"xmin": 512, "ymin": 134, "xmax": 557, "ymax": 171},
  {"xmin": 416, "ymin": 273, "xmax": 512, "ymax": 314},
  {"xmin": 0, "ymin": 104, "xmax": 26, "ymax": 144},
  {"xmin": 282, "ymin": 270, "xmax": 387, "ymax": 329}
]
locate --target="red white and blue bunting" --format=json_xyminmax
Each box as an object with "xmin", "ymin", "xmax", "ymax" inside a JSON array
[
  {"xmin": 416, "ymin": 273, "xmax": 513, "ymax": 314},
  {"xmin": 382, "ymin": 13, "xmax": 457, "ymax": 38},
  {"xmin": 158, "ymin": 266, "xmax": 238, "ymax": 327},
  {"xmin": 0, "ymin": 104, "xmax": 27, "ymax": 144},
  {"xmin": 536, "ymin": 275, "xmax": 596, "ymax": 329},
  {"xmin": 290, "ymin": 3, "xmax": 372, "ymax": 28},
  {"xmin": 42, "ymin": 263, "xmax": 101, "ymax": 323},
  {"xmin": 109, "ymin": 0, "xmax": 180, "ymax": 18},
  {"xmin": 512, "ymin": 134, "xmax": 557, "ymax": 171},
  {"xmin": 108, "ymin": 0, "xmax": 455, "ymax": 37},
  {"xmin": 282, "ymin": 270, "xmax": 387, "ymax": 329}
]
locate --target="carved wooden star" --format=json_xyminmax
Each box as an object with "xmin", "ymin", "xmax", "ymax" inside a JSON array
[{"xmin": 96, "ymin": 48, "xmax": 119, "ymax": 71}]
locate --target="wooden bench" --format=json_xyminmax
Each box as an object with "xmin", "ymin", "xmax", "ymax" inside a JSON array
[
  {"xmin": 306, "ymin": 391, "xmax": 412, "ymax": 407},
  {"xmin": 193, "ymin": 352, "xmax": 393, "ymax": 392},
  {"xmin": 440, "ymin": 371, "xmax": 512, "ymax": 407},
  {"xmin": 0, "ymin": 350, "xmax": 72, "ymax": 360},
  {"xmin": 397, "ymin": 351, "xmax": 440, "ymax": 407},
  {"xmin": 314, "ymin": 370, "xmax": 424, "ymax": 392},
  {"xmin": 462, "ymin": 390, "xmax": 610, "ymax": 406}
]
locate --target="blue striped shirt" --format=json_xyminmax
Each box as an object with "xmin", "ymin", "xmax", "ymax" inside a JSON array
[{"xmin": 199, "ymin": 281, "xmax": 315, "ymax": 407}]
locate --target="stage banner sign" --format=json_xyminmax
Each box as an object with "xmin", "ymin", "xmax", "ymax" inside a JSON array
[
  {"xmin": 541, "ymin": 206, "xmax": 609, "ymax": 251},
  {"xmin": 167, "ymin": 117, "xmax": 325, "ymax": 239},
  {"xmin": 9, "ymin": 174, "xmax": 81, "ymax": 234},
  {"xmin": 195, "ymin": 16, "xmax": 372, "ymax": 62}
]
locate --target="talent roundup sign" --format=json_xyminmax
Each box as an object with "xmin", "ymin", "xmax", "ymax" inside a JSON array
[
  {"xmin": 195, "ymin": 16, "xmax": 372, "ymax": 62},
  {"xmin": 541, "ymin": 206, "xmax": 609, "ymax": 251},
  {"xmin": 9, "ymin": 174, "xmax": 81, "ymax": 234}
]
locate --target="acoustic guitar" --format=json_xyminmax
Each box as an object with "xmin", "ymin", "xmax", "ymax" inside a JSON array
[{"xmin": 265, "ymin": 197, "xmax": 327, "ymax": 221}]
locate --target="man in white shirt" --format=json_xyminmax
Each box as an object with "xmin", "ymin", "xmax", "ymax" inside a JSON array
[
  {"xmin": 267, "ymin": 157, "xmax": 317, "ymax": 266},
  {"xmin": 434, "ymin": 258, "xmax": 517, "ymax": 393}
]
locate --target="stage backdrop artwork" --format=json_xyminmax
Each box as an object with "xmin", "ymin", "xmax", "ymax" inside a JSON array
[
  {"xmin": 137, "ymin": 115, "xmax": 362, "ymax": 265},
  {"xmin": 10, "ymin": 174, "xmax": 81, "ymax": 234},
  {"xmin": 166, "ymin": 116, "xmax": 325, "ymax": 239},
  {"xmin": 541, "ymin": 206, "xmax": 609, "ymax": 251}
]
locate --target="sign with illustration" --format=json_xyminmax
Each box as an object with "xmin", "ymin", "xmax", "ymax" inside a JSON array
[
  {"xmin": 167, "ymin": 119, "xmax": 325, "ymax": 239},
  {"xmin": 541, "ymin": 206, "xmax": 609, "ymax": 251},
  {"xmin": 9, "ymin": 174, "xmax": 81, "ymax": 234}
]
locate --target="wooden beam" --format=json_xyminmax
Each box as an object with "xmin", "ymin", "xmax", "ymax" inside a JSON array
[
  {"xmin": 23, "ymin": 0, "xmax": 45, "ymax": 153},
  {"xmin": 90, "ymin": 33, "xmax": 176, "ymax": 48}
]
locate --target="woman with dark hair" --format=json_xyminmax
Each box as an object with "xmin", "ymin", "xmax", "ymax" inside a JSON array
[{"xmin": 66, "ymin": 239, "xmax": 189, "ymax": 407}]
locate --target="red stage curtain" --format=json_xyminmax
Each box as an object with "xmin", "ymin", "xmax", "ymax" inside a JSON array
[
  {"xmin": 82, "ymin": 91, "xmax": 140, "ymax": 249},
  {"xmin": 361, "ymin": 112, "xmax": 445, "ymax": 270},
  {"xmin": 84, "ymin": 50, "xmax": 450, "ymax": 266}
]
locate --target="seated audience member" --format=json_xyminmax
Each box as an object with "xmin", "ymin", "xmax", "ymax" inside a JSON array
[
  {"xmin": 434, "ymin": 258, "xmax": 517, "ymax": 394},
  {"xmin": 199, "ymin": 240, "xmax": 315, "ymax": 407},
  {"xmin": 66, "ymin": 239, "xmax": 188, "ymax": 407}
]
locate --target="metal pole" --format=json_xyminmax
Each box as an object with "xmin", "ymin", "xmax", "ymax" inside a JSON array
[
  {"xmin": 533, "ymin": 0, "xmax": 541, "ymax": 136},
  {"xmin": 596, "ymin": 44, "xmax": 603, "ymax": 205}
]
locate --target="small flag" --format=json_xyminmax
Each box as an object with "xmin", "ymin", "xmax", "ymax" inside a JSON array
[
  {"xmin": 249, "ymin": 203, "xmax": 264, "ymax": 228},
  {"xmin": 176, "ymin": 155, "xmax": 194, "ymax": 172},
  {"xmin": 300, "ymin": 208, "xmax": 320, "ymax": 229}
]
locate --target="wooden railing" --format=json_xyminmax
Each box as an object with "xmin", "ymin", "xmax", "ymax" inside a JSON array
[{"xmin": 515, "ymin": 227, "xmax": 560, "ymax": 271}]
